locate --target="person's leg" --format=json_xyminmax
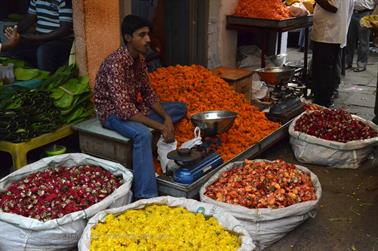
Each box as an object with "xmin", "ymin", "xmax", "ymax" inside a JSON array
[
  {"xmin": 104, "ymin": 115, "xmax": 158, "ymax": 199},
  {"xmin": 147, "ymin": 102, "xmax": 187, "ymax": 123},
  {"xmin": 345, "ymin": 13, "xmax": 358, "ymax": 68},
  {"xmin": 373, "ymin": 71, "xmax": 378, "ymax": 124},
  {"xmin": 298, "ymin": 29, "xmax": 305, "ymax": 51},
  {"xmin": 312, "ymin": 41, "xmax": 340, "ymax": 107},
  {"xmin": 333, "ymin": 49, "xmax": 342, "ymax": 99},
  {"xmin": 356, "ymin": 12, "xmax": 371, "ymax": 71},
  {"xmin": 36, "ymin": 39, "xmax": 73, "ymax": 72}
]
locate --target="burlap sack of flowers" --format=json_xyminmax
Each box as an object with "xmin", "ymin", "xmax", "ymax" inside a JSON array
[
  {"xmin": 200, "ymin": 159, "xmax": 322, "ymax": 250},
  {"xmin": 289, "ymin": 110, "xmax": 378, "ymax": 169},
  {"xmin": 0, "ymin": 153, "xmax": 133, "ymax": 251},
  {"xmin": 79, "ymin": 196, "xmax": 255, "ymax": 251}
]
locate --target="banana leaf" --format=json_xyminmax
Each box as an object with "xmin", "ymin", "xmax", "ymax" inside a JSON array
[
  {"xmin": 64, "ymin": 107, "xmax": 84, "ymax": 124},
  {"xmin": 64, "ymin": 106, "xmax": 94, "ymax": 124},
  {"xmin": 15, "ymin": 68, "xmax": 49, "ymax": 81},
  {"xmin": 54, "ymin": 94, "xmax": 74, "ymax": 109},
  {"xmin": 0, "ymin": 57, "xmax": 26, "ymax": 68},
  {"xmin": 60, "ymin": 93, "xmax": 92, "ymax": 115},
  {"xmin": 34, "ymin": 70, "xmax": 50, "ymax": 80},
  {"xmin": 40, "ymin": 64, "xmax": 77, "ymax": 91},
  {"xmin": 51, "ymin": 75, "xmax": 90, "ymax": 110},
  {"xmin": 50, "ymin": 87, "xmax": 65, "ymax": 100},
  {"xmin": 79, "ymin": 104, "xmax": 95, "ymax": 118}
]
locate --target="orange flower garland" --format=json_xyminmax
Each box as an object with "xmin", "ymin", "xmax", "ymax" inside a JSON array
[
  {"xmin": 149, "ymin": 65, "xmax": 280, "ymax": 161},
  {"xmin": 234, "ymin": 0, "xmax": 291, "ymax": 20}
]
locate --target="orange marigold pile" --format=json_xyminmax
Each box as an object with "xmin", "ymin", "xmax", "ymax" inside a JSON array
[
  {"xmin": 235, "ymin": 0, "xmax": 291, "ymax": 20},
  {"xmin": 149, "ymin": 65, "xmax": 280, "ymax": 161}
]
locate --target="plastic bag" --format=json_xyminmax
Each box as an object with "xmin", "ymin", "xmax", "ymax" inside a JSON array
[
  {"xmin": 180, "ymin": 127, "xmax": 202, "ymax": 149},
  {"xmin": 157, "ymin": 136, "xmax": 177, "ymax": 173}
]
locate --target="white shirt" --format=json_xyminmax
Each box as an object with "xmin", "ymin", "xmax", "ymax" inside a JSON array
[
  {"xmin": 354, "ymin": 0, "xmax": 377, "ymax": 11},
  {"xmin": 311, "ymin": 0, "xmax": 354, "ymax": 47}
]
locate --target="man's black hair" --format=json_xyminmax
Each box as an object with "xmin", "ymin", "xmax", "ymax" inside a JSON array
[{"xmin": 121, "ymin": 15, "xmax": 152, "ymax": 43}]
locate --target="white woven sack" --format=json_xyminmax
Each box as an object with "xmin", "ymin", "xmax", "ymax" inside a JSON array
[
  {"xmin": 200, "ymin": 160, "xmax": 322, "ymax": 250},
  {"xmin": 0, "ymin": 153, "xmax": 133, "ymax": 251},
  {"xmin": 78, "ymin": 196, "xmax": 256, "ymax": 251},
  {"xmin": 289, "ymin": 111, "xmax": 378, "ymax": 169}
]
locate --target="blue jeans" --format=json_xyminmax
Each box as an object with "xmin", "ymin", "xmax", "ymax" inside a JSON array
[{"xmin": 104, "ymin": 102, "xmax": 187, "ymax": 199}]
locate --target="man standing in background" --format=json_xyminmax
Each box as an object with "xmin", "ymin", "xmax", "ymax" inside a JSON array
[
  {"xmin": 346, "ymin": 0, "xmax": 377, "ymax": 72},
  {"xmin": 311, "ymin": 0, "xmax": 354, "ymax": 107},
  {"xmin": 1, "ymin": 0, "xmax": 73, "ymax": 72}
]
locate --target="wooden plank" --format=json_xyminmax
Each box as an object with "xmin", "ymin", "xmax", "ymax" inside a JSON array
[{"xmin": 211, "ymin": 66, "xmax": 252, "ymax": 81}]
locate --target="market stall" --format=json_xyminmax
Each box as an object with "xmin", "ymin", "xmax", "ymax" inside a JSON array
[
  {"xmin": 0, "ymin": 62, "xmax": 94, "ymax": 169},
  {"xmin": 226, "ymin": 0, "xmax": 313, "ymax": 89},
  {"xmin": 227, "ymin": 15, "xmax": 312, "ymax": 74}
]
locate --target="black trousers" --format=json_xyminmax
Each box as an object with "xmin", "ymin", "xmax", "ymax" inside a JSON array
[
  {"xmin": 311, "ymin": 41, "xmax": 341, "ymax": 107},
  {"xmin": 1, "ymin": 38, "xmax": 73, "ymax": 73},
  {"xmin": 374, "ymin": 70, "xmax": 378, "ymax": 121}
]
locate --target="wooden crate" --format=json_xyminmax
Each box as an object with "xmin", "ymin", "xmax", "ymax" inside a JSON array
[
  {"xmin": 211, "ymin": 66, "xmax": 253, "ymax": 100},
  {"xmin": 73, "ymin": 118, "xmax": 159, "ymax": 169}
]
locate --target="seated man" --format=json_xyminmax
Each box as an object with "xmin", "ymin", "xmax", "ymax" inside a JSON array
[
  {"xmin": 94, "ymin": 15, "xmax": 187, "ymax": 200},
  {"xmin": 1, "ymin": 0, "xmax": 73, "ymax": 72}
]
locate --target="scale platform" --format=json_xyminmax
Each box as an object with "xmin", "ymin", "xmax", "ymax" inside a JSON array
[
  {"xmin": 265, "ymin": 97, "xmax": 305, "ymax": 123},
  {"xmin": 173, "ymin": 152, "xmax": 223, "ymax": 184}
]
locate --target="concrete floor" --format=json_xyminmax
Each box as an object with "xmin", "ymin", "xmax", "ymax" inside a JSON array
[
  {"xmin": 262, "ymin": 140, "xmax": 377, "ymax": 251},
  {"xmin": 262, "ymin": 48, "xmax": 378, "ymax": 251}
]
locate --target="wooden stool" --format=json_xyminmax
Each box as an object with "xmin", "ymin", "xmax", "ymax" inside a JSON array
[
  {"xmin": 0, "ymin": 125, "xmax": 73, "ymax": 169},
  {"xmin": 73, "ymin": 118, "xmax": 159, "ymax": 169}
]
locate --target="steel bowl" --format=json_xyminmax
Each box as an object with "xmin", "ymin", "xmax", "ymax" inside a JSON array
[
  {"xmin": 255, "ymin": 66, "xmax": 295, "ymax": 86},
  {"xmin": 191, "ymin": 110, "xmax": 237, "ymax": 136}
]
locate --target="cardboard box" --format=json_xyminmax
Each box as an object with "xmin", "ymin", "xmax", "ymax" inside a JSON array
[{"xmin": 211, "ymin": 66, "xmax": 253, "ymax": 100}]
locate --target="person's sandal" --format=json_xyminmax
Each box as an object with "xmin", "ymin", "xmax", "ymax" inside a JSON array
[{"xmin": 353, "ymin": 67, "xmax": 366, "ymax": 72}]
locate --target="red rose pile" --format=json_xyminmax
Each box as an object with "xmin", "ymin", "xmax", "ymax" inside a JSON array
[
  {"xmin": 294, "ymin": 109, "xmax": 377, "ymax": 143},
  {"xmin": 205, "ymin": 160, "xmax": 316, "ymax": 209},
  {"xmin": 0, "ymin": 165, "xmax": 122, "ymax": 221}
]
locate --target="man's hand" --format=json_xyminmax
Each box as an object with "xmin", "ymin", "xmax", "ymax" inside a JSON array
[
  {"xmin": 162, "ymin": 116, "xmax": 175, "ymax": 143},
  {"xmin": 130, "ymin": 112, "xmax": 175, "ymax": 142},
  {"xmin": 289, "ymin": 4, "xmax": 309, "ymax": 17},
  {"xmin": 3, "ymin": 26, "xmax": 21, "ymax": 49}
]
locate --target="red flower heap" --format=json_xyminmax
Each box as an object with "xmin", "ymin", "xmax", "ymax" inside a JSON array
[
  {"xmin": 294, "ymin": 109, "xmax": 378, "ymax": 143},
  {"xmin": 0, "ymin": 165, "xmax": 122, "ymax": 221},
  {"xmin": 205, "ymin": 160, "xmax": 316, "ymax": 209}
]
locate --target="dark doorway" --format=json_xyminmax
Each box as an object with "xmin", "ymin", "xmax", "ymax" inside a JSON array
[
  {"xmin": 129, "ymin": 0, "xmax": 209, "ymax": 67},
  {"xmin": 163, "ymin": 0, "xmax": 208, "ymax": 66}
]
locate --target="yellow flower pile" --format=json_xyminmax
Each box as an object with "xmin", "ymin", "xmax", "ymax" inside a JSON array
[{"xmin": 90, "ymin": 204, "xmax": 240, "ymax": 251}]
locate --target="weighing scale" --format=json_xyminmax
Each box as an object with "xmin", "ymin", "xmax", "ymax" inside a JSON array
[
  {"xmin": 255, "ymin": 66, "xmax": 305, "ymax": 123},
  {"xmin": 166, "ymin": 110, "xmax": 237, "ymax": 184}
]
